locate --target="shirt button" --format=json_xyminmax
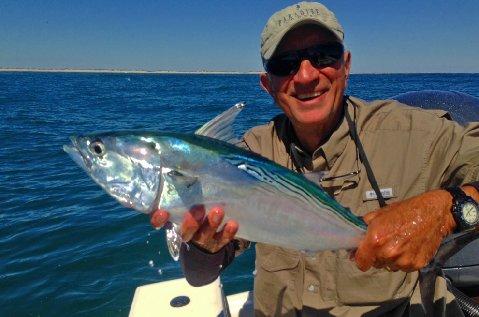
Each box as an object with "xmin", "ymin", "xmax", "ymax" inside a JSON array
[{"xmin": 307, "ymin": 284, "xmax": 318, "ymax": 293}]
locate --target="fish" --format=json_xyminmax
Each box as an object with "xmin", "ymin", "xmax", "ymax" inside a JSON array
[
  {"xmin": 63, "ymin": 102, "xmax": 366, "ymax": 256},
  {"xmin": 64, "ymin": 101, "xmax": 479, "ymax": 315}
]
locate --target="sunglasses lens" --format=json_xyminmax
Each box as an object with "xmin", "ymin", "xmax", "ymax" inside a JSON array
[
  {"xmin": 265, "ymin": 56, "xmax": 299, "ymax": 76},
  {"xmin": 311, "ymin": 43, "xmax": 344, "ymax": 67},
  {"xmin": 265, "ymin": 43, "xmax": 344, "ymax": 76}
]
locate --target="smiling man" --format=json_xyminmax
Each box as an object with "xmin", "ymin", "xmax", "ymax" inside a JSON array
[
  {"xmin": 151, "ymin": 2, "xmax": 479, "ymax": 316},
  {"xmin": 260, "ymin": 23, "xmax": 350, "ymax": 153}
]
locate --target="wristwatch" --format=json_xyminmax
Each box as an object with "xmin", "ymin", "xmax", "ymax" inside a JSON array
[{"xmin": 445, "ymin": 187, "xmax": 479, "ymax": 232}]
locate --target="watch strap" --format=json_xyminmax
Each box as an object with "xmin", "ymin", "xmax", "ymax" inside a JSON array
[
  {"xmin": 465, "ymin": 181, "xmax": 479, "ymax": 194},
  {"xmin": 445, "ymin": 186, "xmax": 468, "ymax": 202}
]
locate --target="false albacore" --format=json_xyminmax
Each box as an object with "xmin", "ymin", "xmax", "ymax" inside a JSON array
[
  {"xmin": 64, "ymin": 100, "xmax": 479, "ymax": 316},
  {"xmin": 63, "ymin": 102, "xmax": 366, "ymax": 255}
]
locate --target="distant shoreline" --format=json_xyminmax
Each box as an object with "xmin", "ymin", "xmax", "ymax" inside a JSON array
[
  {"xmin": 0, "ymin": 68, "xmax": 477, "ymax": 75},
  {"xmin": 0, "ymin": 68, "xmax": 261, "ymax": 75}
]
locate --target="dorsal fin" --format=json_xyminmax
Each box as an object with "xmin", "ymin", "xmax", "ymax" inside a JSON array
[{"xmin": 195, "ymin": 102, "xmax": 245, "ymax": 143}]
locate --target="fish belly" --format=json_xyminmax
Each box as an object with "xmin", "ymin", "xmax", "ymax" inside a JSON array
[
  {"xmin": 159, "ymin": 160, "xmax": 364, "ymax": 251},
  {"xmin": 162, "ymin": 188, "xmax": 364, "ymax": 252}
]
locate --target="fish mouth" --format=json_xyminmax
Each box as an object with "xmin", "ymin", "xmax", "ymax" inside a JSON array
[{"xmin": 63, "ymin": 136, "xmax": 92, "ymax": 171}]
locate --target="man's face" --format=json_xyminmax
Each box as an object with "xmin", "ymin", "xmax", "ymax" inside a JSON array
[{"xmin": 261, "ymin": 25, "xmax": 351, "ymax": 131}]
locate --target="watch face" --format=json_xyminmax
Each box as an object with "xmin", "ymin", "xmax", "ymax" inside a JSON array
[{"xmin": 462, "ymin": 202, "xmax": 479, "ymax": 225}]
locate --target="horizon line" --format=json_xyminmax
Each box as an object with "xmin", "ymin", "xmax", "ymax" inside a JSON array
[{"xmin": 1, "ymin": 68, "xmax": 478, "ymax": 75}]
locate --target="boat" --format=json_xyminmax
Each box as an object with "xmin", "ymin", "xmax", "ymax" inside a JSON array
[{"xmin": 129, "ymin": 277, "xmax": 253, "ymax": 317}]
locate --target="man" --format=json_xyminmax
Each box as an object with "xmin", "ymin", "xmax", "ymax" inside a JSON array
[{"xmin": 151, "ymin": 2, "xmax": 479, "ymax": 316}]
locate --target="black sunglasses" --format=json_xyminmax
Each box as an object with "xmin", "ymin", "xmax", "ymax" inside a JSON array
[{"xmin": 264, "ymin": 42, "xmax": 344, "ymax": 76}]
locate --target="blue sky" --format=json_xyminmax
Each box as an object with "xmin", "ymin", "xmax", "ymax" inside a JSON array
[{"xmin": 1, "ymin": 0, "xmax": 478, "ymax": 73}]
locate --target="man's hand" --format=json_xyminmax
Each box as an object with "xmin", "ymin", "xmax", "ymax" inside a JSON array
[
  {"xmin": 353, "ymin": 190, "xmax": 457, "ymax": 272},
  {"xmin": 150, "ymin": 205, "xmax": 239, "ymax": 253}
]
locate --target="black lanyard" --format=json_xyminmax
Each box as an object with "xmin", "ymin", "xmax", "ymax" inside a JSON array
[
  {"xmin": 288, "ymin": 98, "xmax": 387, "ymax": 208},
  {"xmin": 344, "ymin": 98, "xmax": 387, "ymax": 208}
]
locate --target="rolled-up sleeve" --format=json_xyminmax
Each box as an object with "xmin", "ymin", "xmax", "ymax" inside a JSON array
[{"xmin": 439, "ymin": 121, "xmax": 479, "ymax": 186}]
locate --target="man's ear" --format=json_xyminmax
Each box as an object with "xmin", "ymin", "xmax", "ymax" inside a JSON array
[
  {"xmin": 343, "ymin": 51, "xmax": 352, "ymax": 81},
  {"xmin": 260, "ymin": 72, "xmax": 273, "ymax": 95}
]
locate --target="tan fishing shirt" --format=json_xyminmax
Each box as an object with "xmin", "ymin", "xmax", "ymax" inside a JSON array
[{"xmin": 241, "ymin": 96, "xmax": 479, "ymax": 316}]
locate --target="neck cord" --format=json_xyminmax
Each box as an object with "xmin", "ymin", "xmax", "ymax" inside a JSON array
[
  {"xmin": 343, "ymin": 98, "xmax": 387, "ymax": 207},
  {"xmin": 287, "ymin": 98, "xmax": 386, "ymax": 208}
]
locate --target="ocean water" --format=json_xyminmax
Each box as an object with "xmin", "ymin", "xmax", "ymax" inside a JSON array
[{"xmin": 1, "ymin": 72, "xmax": 479, "ymax": 316}]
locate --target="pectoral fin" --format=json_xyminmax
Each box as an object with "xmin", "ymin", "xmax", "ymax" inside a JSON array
[
  {"xmin": 165, "ymin": 169, "xmax": 198, "ymax": 189},
  {"xmin": 162, "ymin": 168, "xmax": 204, "ymax": 209}
]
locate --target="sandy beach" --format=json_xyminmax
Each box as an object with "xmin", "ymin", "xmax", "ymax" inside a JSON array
[{"xmin": 0, "ymin": 68, "xmax": 261, "ymax": 75}]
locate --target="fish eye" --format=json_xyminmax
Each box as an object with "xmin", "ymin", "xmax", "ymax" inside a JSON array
[{"xmin": 89, "ymin": 141, "xmax": 105, "ymax": 157}]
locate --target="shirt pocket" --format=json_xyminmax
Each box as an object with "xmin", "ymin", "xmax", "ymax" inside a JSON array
[
  {"xmin": 335, "ymin": 252, "xmax": 415, "ymax": 305},
  {"xmin": 257, "ymin": 246, "xmax": 301, "ymax": 286},
  {"xmin": 255, "ymin": 245, "xmax": 302, "ymax": 314}
]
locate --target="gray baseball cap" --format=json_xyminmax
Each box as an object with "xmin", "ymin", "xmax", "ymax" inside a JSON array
[{"xmin": 261, "ymin": 2, "xmax": 344, "ymax": 60}]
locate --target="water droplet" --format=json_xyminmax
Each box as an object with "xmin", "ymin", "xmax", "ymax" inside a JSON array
[
  {"xmin": 158, "ymin": 251, "xmax": 161, "ymax": 255},
  {"xmin": 146, "ymin": 240, "xmax": 149, "ymax": 244},
  {"xmin": 219, "ymin": 264, "xmax": 223, "ymax": 269},
  {"xmin": 158, "ymin": 269, "xmax": 163, "ymax": 275},
  {"xmin": 148, "ymin": 260, "xmax": 154, "ymax": 267}
]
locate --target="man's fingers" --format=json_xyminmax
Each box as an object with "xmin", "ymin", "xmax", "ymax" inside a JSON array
[
  {"xmin": 354, "ymin": 254, "xmax": 372, "ymax": 272},
  {"xmin": 193, "ymin": 206, "xmax": 225, "ymax": 244},
  {"xmin": 362, "ymin": 210, "xmax": 380, "ymax": 225},
  {"xmin": 181, "ymin": 205, "xmax": 206, "ymax": 241},
  {"xmin": 189, "ymin": 204, "xmax": 206, "ymax": 223},
  {"xmin": 152, "ymin": 205, "xmax": 236, "ymax": 254},
  {"xmin": 214, "ymin": 220, "xmax": 239, "ymax": 249},
  {"xmin": 150, "ymin": 209, "xmax": 170, "ymax": 228},
  {"xmin": 373, "ymin": 240, "xmax": 402, "ymax": 266},
  {"xmin": 354, "ymin": 239, "xmax": 375, "ymax": 272}
]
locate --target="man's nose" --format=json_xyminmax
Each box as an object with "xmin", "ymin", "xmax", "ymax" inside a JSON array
[{"xmin": 293, "ymin": 59, "xmax": 319, "ymax": 85}]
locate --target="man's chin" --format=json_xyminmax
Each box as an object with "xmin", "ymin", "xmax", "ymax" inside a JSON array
[{"xmin": 291, "ymin": 112, "xmax": 329, "ymax": 127}]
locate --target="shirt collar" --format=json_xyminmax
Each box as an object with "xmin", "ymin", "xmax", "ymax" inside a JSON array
[{"xmin": 287, "ymin": 97, "xmax": 355, "ymax": 171}]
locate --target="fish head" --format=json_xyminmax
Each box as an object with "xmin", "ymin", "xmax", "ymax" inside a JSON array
[{"xmin": 63, "ymin": 133, "xmax": 163, "ymax": 214}]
